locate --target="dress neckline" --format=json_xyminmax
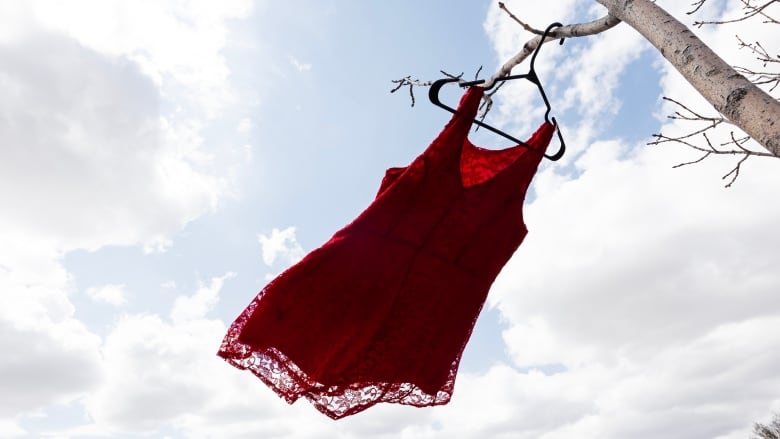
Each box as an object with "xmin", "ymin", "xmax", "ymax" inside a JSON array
[{"xmin": 458, "ymin": 122, "xmax": 553, "ymax": 188}]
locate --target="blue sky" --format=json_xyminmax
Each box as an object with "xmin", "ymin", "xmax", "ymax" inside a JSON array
[{"xmin": 2, "ymin": 1, "xmax": 780, "ymax": 438}]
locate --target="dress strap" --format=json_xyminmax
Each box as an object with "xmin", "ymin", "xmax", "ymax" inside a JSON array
[{"xmin": 420, "ymin": 86, "xmax": 484, "ymax": 163}]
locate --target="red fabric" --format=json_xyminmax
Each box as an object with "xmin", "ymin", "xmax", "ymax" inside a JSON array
[{"xmin": 218, "ymin": 86, "xmax": 555, "ymax": 419}]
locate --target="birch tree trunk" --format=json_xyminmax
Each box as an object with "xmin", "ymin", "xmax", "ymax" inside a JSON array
[{"xmin": 595, "ymin": 0, "xmax": 780, "ymax": 157}]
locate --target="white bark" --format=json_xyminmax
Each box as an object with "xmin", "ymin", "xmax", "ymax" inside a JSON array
[{"xmin": 596, "ymin": 0, "xmax": 780, "ymax": 157}]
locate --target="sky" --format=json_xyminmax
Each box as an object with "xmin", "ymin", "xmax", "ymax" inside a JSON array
[{"xmin": 1, "ymin": 0, "xmax": 779, "ymax": 438}]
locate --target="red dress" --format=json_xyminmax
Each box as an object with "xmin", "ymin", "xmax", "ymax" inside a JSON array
[{"xmin": 218, "ymin": 86, "xmax": 555, "ymax": 419}]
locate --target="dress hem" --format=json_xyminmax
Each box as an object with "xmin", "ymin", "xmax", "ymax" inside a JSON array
[{"xmin": 217, "ymin": 344, "xmax": 456, "ymax": 420}]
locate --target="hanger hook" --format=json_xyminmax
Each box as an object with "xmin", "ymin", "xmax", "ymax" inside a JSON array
[
  {"xmin": 546, "ymin": 116, "xmax": 566, "ymax": 161},
  {"xmin": 529, "ymin": 22, "xmax": 564, "ymax": 73}
]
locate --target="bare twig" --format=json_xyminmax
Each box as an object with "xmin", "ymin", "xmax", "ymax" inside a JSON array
[
  {"xmin": 390, "ymin": 76, "xmax": 436, "ymax": 107},
  {"xmin": 389, "ymin": 69, "xmax": 479, "ymax": 108},
  {"xmin": 732, "ymin": 36, "xmax": 780, "ymax": 92},
  {"xmin": 650, "ymin": 98, "xmax": 777, "ymax": 186},
  {"xmin": 672, "ymin": 150, "xmax": 712, "ymax": 169},
  {"xmin": 687, "ymin": 0, "xmax": 709, "ymax": 15},
  {"xmin": 693, "ymin": 0, "xmax": 779, "ymax": 27},
  {"xmin": 389, "ymin": 71, "xmax": 464, "ymax": 107},
  {"xmin": 735, "ymin": 66, "xmax": 780, "ymax": 91},
  {"xmin": 736, "ymin": 37, "xmax": 779, "ymax": 66},
  {"xmin": 655, "ymin": 97, "xmax": 730, "ymax": 138},
  {"xmin": 497, "ymin": 2, "xmax": 547, "ymax": 35},
  {"xmin": 722, "ymin": 154, "xmax": 750, "ymax": 187},
  {"xmin": 441, "ymin": 71, "xmax": 465, "ymax": 80}
]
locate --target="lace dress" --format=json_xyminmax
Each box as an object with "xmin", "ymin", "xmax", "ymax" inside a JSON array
[{"xmin": 218, "ymin": 86, "xmax": 555, "ymax": 419}]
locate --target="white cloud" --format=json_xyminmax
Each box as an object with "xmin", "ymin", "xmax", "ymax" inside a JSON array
[
  {"xmin": 483, "ymin": 0, "xmax": 581, "ymax": 65},
  {"xmin": 13, "ymin": 0, "xmax": 254, "ymax": 117},
  {"xmin": 81, "ymin": 272, "xmax": 333, "ymax": 438},
  {"xmin": 85, "ymin": 284, "xmax": 128, "ymax": 306},
  {"xmin": 0, "ymin": 1, "xmax": 254, "ymax": 435},
  {"xmin": 0, "ymin": 32, "xmax": 231, "ymax": 255},
  {"xmin": 0, "ymin": 316, "xmax": 102, "ymax": 416},
  {"xmin": 85, "ymin": 314, "xmax": 219, "ymax": 433},
  {"xmin": 0, "ymin": 0, "xmax": 255, "ymax": 258},
  {"xmin": 288, "ymin": 55, "xmax": 312, "ymax": 73},
  {"xmin": 554, "ymin": 27, "xmax": 648, "ymax": 121},
  {"xmin": 258, "ymin": 227, "xmax": 305, "ymax": 267},
  {"xmin": 0, "ymin": 255, "xmax": 103, "ymax": 420},
  {"xmin": 0, "ymin": 419, "xmax": 26, "ymax": 438},
  {"xmin": 237, "ymin": 117, "xmax": 253, "ymax": 134},
  {"xmin": 171, "ymin": 272, "xmax": 236, "ymax": 323}
]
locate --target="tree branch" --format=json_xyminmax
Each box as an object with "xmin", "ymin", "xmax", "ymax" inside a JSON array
[
  {"xmin": 391, "ymin": 7, "xmax": 620, "ymax": 116},
  {"xmin": 649, "ymin": 97, "xmax": 777, "ymax": 187},
  {"xmin": 597, "ymin": 0, "xmax": 780, "ymax": 157},
  {"xmin": 482, "ymin": 12, "xmax": 621, "ymax": 88}
]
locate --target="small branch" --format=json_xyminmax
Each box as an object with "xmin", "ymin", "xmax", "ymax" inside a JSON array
[
  {"xmin": 687, "ymin": 0, "xmax": 709, "ymax": 15},
  {"xmin": 724, "ymin": 131, "xmax": 753, "ymax": 151},
  {"xmin": 734, "ymin": 35, "xmax": 780, "ymax": 92},
  {"xmin": 650, "ymin": 97, "xmax": 777, "ymax": 187},
  {"xmin": 693, "ymin": 0, "xmax": 779, "ymax": 27},
  {"xmin": 441, "ymin": 71, "xmax": 465, "ymax": 80},
  {"xmin": 736, "ymin": 36, "xmax": 780, "ymax": 67},
  {"xmin": 723, "ymin": 154, "xmax": 750, "ymax": 187},
  {"xmin": 497, "ymin": 2, "xmax": 547, "ymax": 35},
  {"xmin": 663, "ymin": 96, "xmax": 726, "ymax": 122},
  {"xmin": 651, "ymin": 127, "xmax": 719, "ymax": 154},
  {"xmin": 734, "ymin": 66, "xmax": 780, "ymax": 92},
  {"xmin": 653, "ymin": 97, "xmax": 731, "ymax": 142},
  {"xmin": 390, "ymin": 76, "xmax": 436, "ymax": 107},
  {"xmin": 673, "ymin": 150, "xmax": 712, "ymax": 168},
  {"xmin": 483, "ymin": 8, "xmax": 621, "ymax": 88},
  {"xmin": 389, "ymin": 70, "xmax": 464, "ymax": 107}
]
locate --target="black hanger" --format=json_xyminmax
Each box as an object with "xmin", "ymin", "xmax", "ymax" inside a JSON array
[{"xmin": 428, "ymin": 22, "xmax": 566, "ymax": 161}]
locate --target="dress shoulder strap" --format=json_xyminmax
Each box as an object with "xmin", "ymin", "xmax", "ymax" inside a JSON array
[{"xmin": 419, "ymin": 86, "xmax": 483, "ymax": 162}]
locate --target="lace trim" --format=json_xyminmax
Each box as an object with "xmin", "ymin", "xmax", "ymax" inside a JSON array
[{"xmin": 218, "ymin": 303, "xmax": 457, "ymax": 419}]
